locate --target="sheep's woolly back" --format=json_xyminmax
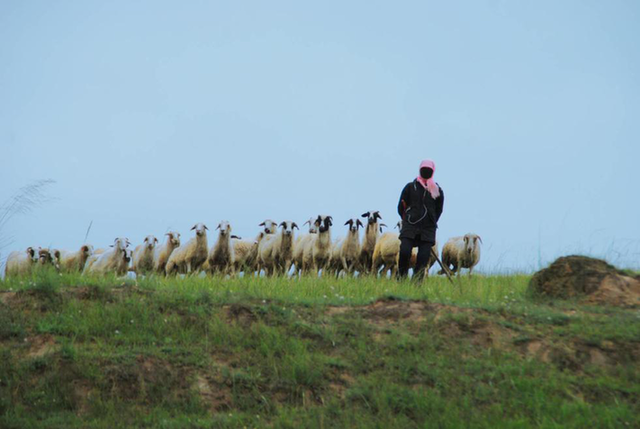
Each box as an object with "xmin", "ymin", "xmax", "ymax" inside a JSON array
[
  {"xmin": 166, "ymin": 233, "xmax": 208, "ymax": 274},
  {"xmin": 59, "ymin": 245, "xmax": 94, "ymax": 273},
  {"xmin": 5, "ymin": 248, "xmax": 36, "ymax": 277}
]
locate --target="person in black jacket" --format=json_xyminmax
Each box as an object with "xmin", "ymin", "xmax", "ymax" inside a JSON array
[{"xmin": 397, "ymin": 159, "xmax": 444, "ymax": 280}]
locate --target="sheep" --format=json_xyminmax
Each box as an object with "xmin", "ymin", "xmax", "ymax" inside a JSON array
[
  {"xmin": 358, "ymin": 211, "xmax": 386, "ymax": 274},
  {"xmin": 153, "ymin": 232, "xmax": 181, "ymax": 274},
  {"xmin": 328, "ymin": 218, "xmax": 363, "ymax": 277},
  {"xmin": 292, "ymin": 218, "xmax": 318, "ymax": 276},
  {"xmin": 58, "ymin": 245, "xmax": 94, "ymax": 273},
  {"xmin": 259, "ymin": 219, "xmax": 278, "ymax": 235},
  {"xmin": 207, "ymin": 221, "xmax": 235, "ymax": 276},
  {"xmin": 116, "ymin": 248, "xmax": 133, "ymax": 276},
  {"xmin": 230, "ymin": 235, "xmax": 252, "ymax": 274},
  {"xmin": 439, "ymin": 234, "xmax": 483, "ymax": 276},
  {"xmin": 301, "ymin": 215, "xmax": 333, "ymax": 276},
  {"xmin": 257, "ymin": 221, "xmax": 298, "ymax": 276},
  {"xmin": 165, "ymin": 223, "xmax": 209, "ymax": 275},
  {"xmin": 235, "ymin": 232, "xmax": 266, "ymax": 276},
  {"xmin": 50, "ymin": 249, "xmax": 62, "ymax": 271},
  {"xmin": 83, "ymin": 238, "xmax": 130, "ymax": 275},
  {"xmin": 372, "ymin": 221, "xmax": 438, "ymax": 278},
  {"xmin": 131, "ymin": 235, "xmax": 158, "ymax": 275},
  {"xmin": 4, "ymin": 247, "xmax": 37, "ymax": 277},
  {"xmin": 37, "ymin": 247, "xmax": 60, "ymax": 270}
]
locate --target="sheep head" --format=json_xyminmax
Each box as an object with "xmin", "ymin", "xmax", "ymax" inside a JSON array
[
  {"xmin": 315, "ymin": 215, "xmax": 333, "ymax": 233},
  {"xmin": 216, "ymin": 221, "xmax": 231, "ymax": 237},
  {"xmin": 112, "ymin": 237, "xmax": 128, "ymax": 251},
  {"xmin": 81, "ymin": 244, "xmax": 94, "ymax": 256},
  {"xmin": 279, "ymin": 221, "xmax": 297, "ymax": 236},
  {"xmin": 144, "ymin": 235, "xmax": 158, "ymax": 250},
  {"xmin": 303, "ymin": 218, "xmax": 318, "ymax": 234},
  {"xmin": 166, "ymin": 232, "xmax": 181, "ymax": 246},
  {"xmin": 361, "ymin": 210, "xmax": 382, "ymax": 225},
  {"xmin": 463, "ymin": 234, "xmax": 482, "ymax": 257},
  {"xmin": 344, "ymin": 218, "xmax": 362, "ymax": 233},
  {"xmin": 191, "ymin": 223, "xmax": 208, "ymax": 237},
  {"xmin": 259, "ymin": 220, "xmax": 278, "ymax": 234}
]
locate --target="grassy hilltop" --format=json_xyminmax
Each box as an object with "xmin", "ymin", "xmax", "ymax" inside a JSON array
[{"xmin": 0, "ymin": 271, "xmax": 638, "ymax": 428}]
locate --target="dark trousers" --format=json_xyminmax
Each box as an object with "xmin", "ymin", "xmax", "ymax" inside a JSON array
[{"xmin": 398, "ymin": 236, "xmax": 434, "ymax": 280}]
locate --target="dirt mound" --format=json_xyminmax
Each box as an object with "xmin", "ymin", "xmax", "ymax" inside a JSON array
[
  {"xmin": 529, "ymin": 255, "xmax": 640, "ymax": 307},
  {"xmin": 362, "ymin": 297, "xmax": 434, "ymax": 323},
  {"xmin": 224, "ymin": 303, "xmax": 257, "ymax": 325}
]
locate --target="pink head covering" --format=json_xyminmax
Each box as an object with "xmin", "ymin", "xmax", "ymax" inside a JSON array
[{"xmin": 416, "ymin": 159, "xmax": 440, "ymax": 199}]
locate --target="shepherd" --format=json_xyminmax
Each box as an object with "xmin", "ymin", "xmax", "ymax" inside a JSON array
[{"xmin": 397, "ymin": 159, "xmax": 445, "ymax": 281}]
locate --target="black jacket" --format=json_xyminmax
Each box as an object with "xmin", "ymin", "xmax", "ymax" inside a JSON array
[{"xmin": 397, "ymin": 179, "xmax": 444, "ymax": 243}]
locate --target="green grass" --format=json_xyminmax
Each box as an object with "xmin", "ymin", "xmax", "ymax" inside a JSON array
[{"xmin": 0, "ymin": 270, "xmax": 638, "ymax": 428}]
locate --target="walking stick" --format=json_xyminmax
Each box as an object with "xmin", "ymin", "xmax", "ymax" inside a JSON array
[{"xmin": 431, "ymin": 248, "xmax": 455, "ymax": 285}]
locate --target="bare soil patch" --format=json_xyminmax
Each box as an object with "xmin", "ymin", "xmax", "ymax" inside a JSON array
[
  {"xmin": 26, "ymin": 334, "xmax": 59, "ymax": 358},
  {"xmin": 529, "ymin": 255, "xmax": 640, "ymax": 307}
]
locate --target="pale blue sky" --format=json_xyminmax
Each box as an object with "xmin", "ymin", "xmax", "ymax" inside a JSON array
[{"xmin": 1, "ymin": 0, "xmax": 639, "ymax": 272}]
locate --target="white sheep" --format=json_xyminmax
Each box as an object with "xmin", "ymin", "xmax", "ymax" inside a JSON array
[
  {"xmin": 153, "ymin": 232, "xmax": 181, "ymax": 274},
  {"xmin": 58, "ymin": 245, "xmax": 94, "ymax": 273},
  {"xmin": 257, "ymin": 221, "xmax": 298, "ymax": 276},
  {"xmin": 328, "ymin": 218, "xmax": 363, "ymax": 277},
  {"xmin": 165, "ymin": 223, "xmax": 209, "ymax": 275},
  {"xmin": 4, "ymin": 247, "xmax": 37, "ymax": 277},
  {"xmin": 83, "ymin": 238, "xmax": 130, "ymax": 275},
  {"xmin": 292, "ymin": 218, "xmax": 318, "ymax": 276},
  {"xmin": 440, "ymin": 234, "xmax": 483, "ymax": 276},
  {"xmin": 207, "ymin": 221, "xmax": 235, "ymax": 276},
  {"xmin": 301, "ymin": 215, "xmax": 333, "ymax": 276},
  {"xmin": 131, "ymin": 235, "xmax": 158, "ymax": 275},
  {"xmin": 358, "ymin": 210, "xmax": 385, "ymax": 274},
  {"xmin": 116, "ymin": 248, "xmax": 133, "ymax": 276},
  {"xmin": 229, "ymin": 235, "xmax": 253, "ymax": 274},
  {"xmin": 372, "ymin": 221, "xmax": 438, "ymax": 278}
]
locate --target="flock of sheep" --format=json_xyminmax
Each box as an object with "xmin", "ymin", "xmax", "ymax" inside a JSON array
[{"xmin": 4, "ymin": 211, "xmax": 482, "ymax": 280}]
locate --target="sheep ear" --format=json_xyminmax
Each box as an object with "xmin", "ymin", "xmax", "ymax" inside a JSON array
[
  {"xmin": 280, "ymin": 221, "xmax": 286, "ymax": 227},
  {"xmin": 191, "ymin": 225, "xmax": 196, "ymax": 230},
  {"xmin": 259, "ymin": 222, "xmax": 265, "ymax": 226},
  {"xmin": 357, "ymin": 219, "xmax": 364, "ymax": 228},
  {"xmin": 361, "ymin": 212, "xmax": 370, "ymax": 218},
  {"xmin": 165, "ymin": 232, "xmax": 171, "ymax": 236},
  {"xmin": 292, "ymin": 223, "xmax": 299, "ymax": 230},
  {"xmin": 303, "ymin": 220, "xmax": 310, "ymax": 226},
  {"xmin": 375, "ymin": 212, "xmax": 382, "ymax": 220},
  {"xmin": 154, "ymin": 237, "xmax": 158, "ymax": 243},
  {"xmin": 344, "ymin": 220, "xmax": 352, "ymax": 226},
  {"xmin": 203, "ymin": 225, "xmax": 209, "ymax": 230},
  {"xmin": 477, "ymin": 236, "xmax": 483, "ymax": 244},
  {"xmin": 109, "ymin": 244, "xmax": 114, "ymax": 247},
  {"xmin": 216, "ymin": 224, "xmax": 220, "ymax": 230}
]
